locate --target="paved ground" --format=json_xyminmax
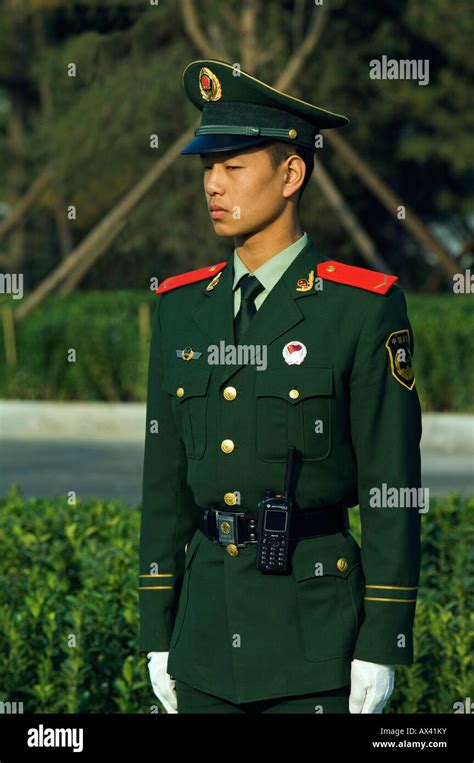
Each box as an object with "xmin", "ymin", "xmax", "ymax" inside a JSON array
[{"xmin": 0, "ymin": 440, "xmax": 472, "ymax": 506}]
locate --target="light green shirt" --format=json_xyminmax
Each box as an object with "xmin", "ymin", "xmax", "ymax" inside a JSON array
[{"xmin": 232, "ymin": 232, "xmax": 308, "ymax": 318}]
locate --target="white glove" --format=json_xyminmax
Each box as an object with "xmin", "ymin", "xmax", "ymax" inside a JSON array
[
  {"xmin": 147, "ymin": 651, "xmax": 178, "ymax": 714},
  {"xmin": 349, "ymin": 658, "xmax": 395, "ymax": 713}
]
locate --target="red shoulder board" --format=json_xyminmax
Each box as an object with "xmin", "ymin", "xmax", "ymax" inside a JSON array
[
  {"xmin": 316, "ymin": 260, "xmax": 398, "ymax": 295},
  {"xmin": 156, "ymin": 261, "xmax": 228, "ymax": 294}
]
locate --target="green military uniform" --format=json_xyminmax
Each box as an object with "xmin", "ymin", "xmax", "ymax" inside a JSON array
[{"xmin": 138, "ymin": 60, "xmax": 422, "ymax": 706}]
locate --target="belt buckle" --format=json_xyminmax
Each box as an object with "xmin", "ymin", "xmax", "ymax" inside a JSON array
[{"xmin": 215, "ymin": 510, "xmax": 243, "ymax": 547}]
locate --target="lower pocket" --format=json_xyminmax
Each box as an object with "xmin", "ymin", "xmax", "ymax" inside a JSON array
[
  {"xmin": 292, "ymin": 532, "xmax": 363, "ymax": 662},
  {"xmin": 170, "ymin": 532, "xmax": 202, "ymax": 649}
]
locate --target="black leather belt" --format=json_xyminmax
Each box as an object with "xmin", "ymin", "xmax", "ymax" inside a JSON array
[{"xmin": 198, "ymin": 505, "xmax": 349, "ymax": 548}]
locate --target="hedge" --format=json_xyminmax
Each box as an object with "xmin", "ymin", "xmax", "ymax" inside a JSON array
[{"xmin": 0, "ymin": 485, "xmax": 472, "ymax": 713}]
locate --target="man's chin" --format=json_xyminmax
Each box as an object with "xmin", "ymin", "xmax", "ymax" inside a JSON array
[
  {"xmin": 211, "ymin": 220, "xmax": 255, "ymax": 238},
  {"xmin": 211, "ymin": 221, "xmax": 239, "ymax": 236}
]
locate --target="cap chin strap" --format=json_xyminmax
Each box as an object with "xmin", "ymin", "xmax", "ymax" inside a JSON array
[{"xmin": 195, "ymin": 124, "xmax": 299, "ymax": 140}]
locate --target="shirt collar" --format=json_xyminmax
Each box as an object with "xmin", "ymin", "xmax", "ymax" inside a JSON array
[{"xmin": 232, "ymin": 231, "xmax": 309, "ymax": 292}]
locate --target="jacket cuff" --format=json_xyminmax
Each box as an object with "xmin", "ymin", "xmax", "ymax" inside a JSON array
[
  {"xmin": 353, "ymin": 586, "xmax": 418, "ymax": 664},
  {"xmin": 138, "ymin": 584, "xmax": 175, "ymax": 652}
]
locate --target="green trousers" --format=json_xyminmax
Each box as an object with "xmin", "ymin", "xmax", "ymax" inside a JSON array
[{"xmin": 176, "ymin": 680, "xmax": 350, "ymax": 714}]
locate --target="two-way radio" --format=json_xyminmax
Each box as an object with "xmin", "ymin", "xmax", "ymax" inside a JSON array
[{"xmin": 256, "ymin": 446, "xmax": 296, "ymax": 574}]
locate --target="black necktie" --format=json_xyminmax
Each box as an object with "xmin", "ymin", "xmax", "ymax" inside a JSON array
[{"xmin": 234, "ymin": 274, "xmax": 264, "ymax": 343}]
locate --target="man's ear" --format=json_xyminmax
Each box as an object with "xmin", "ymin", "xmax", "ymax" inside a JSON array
[{"xmin": 283, "ymin": 154, "xmax": 306, "ymax": 201}]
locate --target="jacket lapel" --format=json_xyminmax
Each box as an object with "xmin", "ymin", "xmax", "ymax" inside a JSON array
[{"xmin": 192, "ymin": 235, "xmax": 327, "ymax": 386}]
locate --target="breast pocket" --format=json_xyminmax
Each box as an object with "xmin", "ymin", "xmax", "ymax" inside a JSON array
[
  {"xmin": 161, "ymin": 367, "xmax": 211, "ymax": 459},
  {"xmin": 255, "ymin": 366, "xmax": 333, "ymax": 461},
  {"xmin": 291, "ymin": 531, "xmax": 365, "ymax": 662}
]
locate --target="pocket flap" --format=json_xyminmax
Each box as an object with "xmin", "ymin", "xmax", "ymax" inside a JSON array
[
  {"xmin": 255, "ymin": 366, "xmax": 333, "ymax": 403},
  {"xmin": 292, "ymin": 531, "xmax": 361, "ymax": 581},
  {"xmin": 161, "ymin": 366, "xmax": 212, "ymax": 400}
]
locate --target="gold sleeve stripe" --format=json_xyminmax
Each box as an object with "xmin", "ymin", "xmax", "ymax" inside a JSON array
[
  {"xmin": 138, "ymin": 585, "xmax": 174, "ymax": 590},
  {"xmin": 365, "ymin": 596, "xmax": 417, "ymax": 603},
  {"xmin": 139, "ymin": 574, "xmax": 173, "ymax": 578},
  {"xmin": 365, "ymin": 585, "xmax": 418, "ymax": 590}
]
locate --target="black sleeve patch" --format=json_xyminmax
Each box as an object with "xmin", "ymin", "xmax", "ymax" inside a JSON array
[{"xmin": 385, "ymin": 329, "xmax": 416, "ymax": 390}]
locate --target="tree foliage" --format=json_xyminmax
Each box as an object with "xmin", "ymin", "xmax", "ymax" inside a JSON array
[{"xmin": 0, "ymin": 0, "xmax": 471, "ymax": 289}]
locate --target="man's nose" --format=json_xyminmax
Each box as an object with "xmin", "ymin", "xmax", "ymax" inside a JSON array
[{"xmin": 204, "ymin": 165, "xmax": 226, "ymax": 195}]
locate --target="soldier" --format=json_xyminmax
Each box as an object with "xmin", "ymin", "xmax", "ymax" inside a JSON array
[{"xmin": 139, "ymin": 60, "xmax": 422, "ymax": 714}]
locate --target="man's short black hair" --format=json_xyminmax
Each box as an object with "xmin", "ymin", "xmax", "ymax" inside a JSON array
[{"xmin": 263, "ymin": 140, "xmax": 315, "ymax": 206}]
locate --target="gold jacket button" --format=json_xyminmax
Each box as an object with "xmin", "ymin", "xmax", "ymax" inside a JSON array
[
  {"xmin": 224, "ymin": 492, "xmax": 237, "ymax": 505},
  {"xmin": 289, "ymin": 388, "xmax": 299, "ymax": 399},
  {"xmin": 223, "ymin": 386, "xmax": 237, "ymax": 400},
  {"xmin": 184, "ymin": 543, "xmax": 188, "ymax": 554},
  {"xmin": 221, "ymin": 439, "xmax": 235, "ymax": 453},
  {"xmin": 337, "ymin": 557, "xmax": 348, "ymax": 572},
  {"xmin": 226, "ymin": 544, "xmax": 239, "ymax": 557},
  {"xmin": 176, "ymin": 387, "xmax": 184, "ymax": 397}
]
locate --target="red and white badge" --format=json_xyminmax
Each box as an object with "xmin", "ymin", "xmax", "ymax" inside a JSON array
[{"xmin": 282, "ymin": 340, "xmax": 307, "ymax": 365}]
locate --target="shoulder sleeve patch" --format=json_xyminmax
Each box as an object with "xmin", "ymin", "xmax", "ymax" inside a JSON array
[
  {"xmin": 156, "ymin": 261, "xmax": 228, "ymax": 294},
  {"xmin": 316, "ymin": 260, "xmax": 398, "ymax": 294},
  {"xmin": 385, "ymin": 329, "xmax": 416, "ymax": 390}
]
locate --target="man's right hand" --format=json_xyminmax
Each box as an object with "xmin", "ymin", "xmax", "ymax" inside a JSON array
[{"xmin": 147, "ymin": 652, "xmax": 178, "ymax": 713}]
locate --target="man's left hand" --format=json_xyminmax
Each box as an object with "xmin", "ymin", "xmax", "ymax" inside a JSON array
[{"xmin": 349, "ymin": 659, "xmax": 395, "ymax": 713}]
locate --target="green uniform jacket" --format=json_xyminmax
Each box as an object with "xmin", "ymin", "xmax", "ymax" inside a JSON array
[{"xmin": 138, "ymin": 235, "xmax": 422, "ymax": 703}]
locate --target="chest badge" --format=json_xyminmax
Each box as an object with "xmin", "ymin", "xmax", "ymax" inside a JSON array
[
  {"xmin": 282, "ymin": 341, "xmax": 307, "ymax": 365},
  {"xmin": 177, "ymin": 347, "xmax": 202, "ymax": 361},
  {"xmin": 296, "ymin": 270, "xmax": 314, "ymax": 291}
]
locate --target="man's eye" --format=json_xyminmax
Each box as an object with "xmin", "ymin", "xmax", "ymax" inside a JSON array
[{"xmin": 202, "ymin": 165, "xmax": 241, "ymax": 170}]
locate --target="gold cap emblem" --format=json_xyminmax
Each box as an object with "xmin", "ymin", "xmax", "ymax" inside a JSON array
[{"xmin": 199, "ymin": 67, "xmax": 222, "ymax": 102}]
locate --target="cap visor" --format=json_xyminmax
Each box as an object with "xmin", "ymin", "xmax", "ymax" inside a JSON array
[{"xmin": 180, "ymin": 134, "xmax": 272, "ymax": 155}]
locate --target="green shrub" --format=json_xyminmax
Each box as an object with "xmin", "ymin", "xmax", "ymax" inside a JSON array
[
  {"xmin": 0, "ymin": 486, "xmax": 472, "ymax": 713},
  {"xmin": 408, "ymin": 294, "xmax": 474, "ymax": 412},
  {"xmin": 0, "ymin": 291, "xmax": 152, "ymax": 402},
  {"xmin": 0, "ymin": 484, "xmax": 148, "ymax": 713}
]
